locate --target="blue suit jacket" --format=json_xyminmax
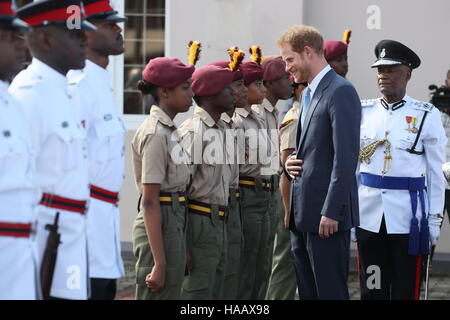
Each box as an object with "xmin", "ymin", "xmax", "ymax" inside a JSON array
[{"xmin": 290, "ymin": 69, "xmax": 361, "ymax": 232}]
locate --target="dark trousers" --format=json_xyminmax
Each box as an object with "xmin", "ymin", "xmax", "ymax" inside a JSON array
[
  {"xmin": 290, "ymin": 229, "xmax": 350, "ymax": 300},
  {"xmin": 89, "ymin": 278, "xmax": 117, "ymax": 300},
  {"xmin": 356, "ymin": 217, "xmax": 423, "ymax": 300},
  {"xmin": 444, "ymin": 190, "xmax": 450, "ymax": 222}
]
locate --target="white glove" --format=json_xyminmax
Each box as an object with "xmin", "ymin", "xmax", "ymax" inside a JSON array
[
  {"xmin": 351, "ymin": 227, "xmax": 357, "ymax": 242},
  {"xmin": 428, "ymin": 214, "xmax": 443, "ymax": 246}
]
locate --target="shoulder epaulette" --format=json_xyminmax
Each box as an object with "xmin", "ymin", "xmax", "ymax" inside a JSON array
[
  {"xmin": 279, "ymin": 118, "xmax": 295, "ymax": 130},
  {"xmin": 412, "ymin": 101, "xmax": 434, "ymax": 112},
  {"xmin": 251, "ymin": 104, "xmax": 263, "ymax": 115},
  {"xmin": 360, "ymin": 99, "xmax": 377, "ymax": 108},
  {"xmin": 16, "ymin": 78, "xmax": 42, "ymax": 90},
  {"xmin": 146, "ymin": 116, "xmax": 159, "ymax": 135}
]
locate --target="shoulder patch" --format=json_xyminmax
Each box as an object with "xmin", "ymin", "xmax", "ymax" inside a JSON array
[
  {"xmin": 360, "ymin": 99, "xmax": 377, "ymax": 108},
  {"xmin": 279, "ymin": 118, "xmax": 295, "ymax": 130},
  {"xmin": 412, "ymin": 101, "xmax": 434, "ymax": 112}
]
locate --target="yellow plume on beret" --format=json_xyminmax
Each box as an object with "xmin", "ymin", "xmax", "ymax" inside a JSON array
[
  {"xmin": 188, "ymin": 41, "xmax": 202, "ymax": 66},
  {"xmin": 228, "ymin": 49, "xmax": 245, "ymax": 72},
  {"xmin": 227, "ymin": 46, "xmax": 239, "ymax": 56},
  {"xmin": 342, "ymin": 29, "xmax": 352, "ymax": 45},
  {"xmin": 249, "ymin": 45, "xmax": 263, "ymax": 65}
]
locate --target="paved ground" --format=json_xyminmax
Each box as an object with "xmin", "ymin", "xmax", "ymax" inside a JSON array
[{"xmin": 115, "ymin": 259, "xmax": 450, "ymax": 300}]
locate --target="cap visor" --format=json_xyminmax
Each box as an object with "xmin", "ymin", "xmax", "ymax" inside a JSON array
[
  {"xmin": 12, "ymin": 18, "xmax": 30, "ymax": 31},
  {"xmin": 102, "ymin": 14, "xmax": 127, "ymax": 23},
  {"xmin": 371, "ymin": 59, "xmax": 402, "ymax": 68},
  {"xmin": 88, "ymin": 13, "xmax": 127, "ymax": 23},
  {"xmin": 81, "ymin": 20, "xmax": 97, "ymax": 31}
]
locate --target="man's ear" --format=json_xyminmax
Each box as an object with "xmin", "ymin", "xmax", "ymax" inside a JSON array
[
  {"xmin": 0, "ymin": 28, "xmax": 11, "ymax": 42},
  {"xmin": 37, "ymin": 30, "xmax": 52, "ymax": 52},
  {"xmin": 405, "ymin": 67, "xmax": 412, "ymax": 81}
]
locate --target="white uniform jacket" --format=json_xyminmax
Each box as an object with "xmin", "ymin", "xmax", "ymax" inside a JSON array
[
  {"xmin": 0, "ymin": 80, "xmax": 40, "ymax": 300},
  {"xmin": 9, "ymin": 59, "xmax": 90, "ymax": 300},
  {"xmin": 68, "ymin": 60, "xmax": 126, "ymax": 279},
  {"xmin": 358, "ymin": 95, "xmax": 447, "ymax": 234}
]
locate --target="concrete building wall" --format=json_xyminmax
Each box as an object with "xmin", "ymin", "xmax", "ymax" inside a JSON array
[{"xmin": 303, "ymin": 0, "xmax": 450, "ymax": 101}]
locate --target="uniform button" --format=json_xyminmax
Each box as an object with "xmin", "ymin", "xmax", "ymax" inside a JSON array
[{"xmin": 389, "ymin": 112, "xmax": 393, "ymax": 115}]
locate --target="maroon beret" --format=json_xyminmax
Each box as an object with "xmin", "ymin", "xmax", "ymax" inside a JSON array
[
  {"xmin": 324, "ymin": 40, "xmax": 348, "ymax": 61},
  {"xmin": 191, "ymin": 65, "xmax": 234, "ymax": 97},
  {"xmin": 241, "ymin": 62, "xmax": 264, "ymax": 86},
  {"xmin": 263, "ymin": 56, "xmax": 287, "ymax": 81},
  {"xmin": 142, "ymin": 57, "xmax": 194, "ymax": 88},
  {"xmin": 209, "ymin": 61, "xmax": 243, "ymax": 81}
]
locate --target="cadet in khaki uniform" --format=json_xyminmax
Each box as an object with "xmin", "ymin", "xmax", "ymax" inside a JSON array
[
  {"xmin": 267, "ymin": 80, "xmax": 307, "ymax": 300},
  {"xmin": 252, "ymin": 55, "xmax": 293, "ymax": 299},
  {"xmin": 131, "ymin": 57, "xmax": 194, "ymax": 300},
  {"xmin": 210, "ymin": 48, "xmax": 247, "ymax": 300},
  {"xmin": 179, "ymin": 65, "xmax": 235, "ymax": 300},
  {"xmin": 233, "ymin": 50, "xmax": 271, "ymax": 300}
]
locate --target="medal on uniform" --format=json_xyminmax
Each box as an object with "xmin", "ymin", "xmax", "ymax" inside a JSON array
[
  {"xmin": 411, "ymin": 117, "xmax": 419, "ymax": 134},
  {"xmin": 405, "ymin": 116, "xmax": 412, "ymax": 132}
]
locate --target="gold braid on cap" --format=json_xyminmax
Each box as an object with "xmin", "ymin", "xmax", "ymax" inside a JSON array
[
  {"xmin": 342, "ymin": 29, "xmax": 352, "ymax": 45},
  {"xmin": 249, "ymin": 45, "xmax": 263, "ymax": 65},
  {"xmin": 228, "ymin": 49, "xmax": 245, "ymax": 72},
  {"xmin": 188, "ymin": 41, "xmax": 202, "ymax": 66}
]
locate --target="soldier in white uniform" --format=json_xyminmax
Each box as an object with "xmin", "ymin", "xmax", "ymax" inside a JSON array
[
  {"xmin": 10, "ymin": 0, "xmax": 96, "ymax": 300},
  {"xmin": 0, "ymin": 0, "xmax": 39, "ymax": 300},
  {"xmin": 357, "ymin": 40, "xmax": 447, "ymax": 300},
  {"xmin": 67, "ymin": 0, "xmax": 126, "ymax": 300}
]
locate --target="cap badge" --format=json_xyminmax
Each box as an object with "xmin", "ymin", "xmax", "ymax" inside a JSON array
[{"xmin": 380, "ymin": 48, "xmax": 386, "ymax": 58}]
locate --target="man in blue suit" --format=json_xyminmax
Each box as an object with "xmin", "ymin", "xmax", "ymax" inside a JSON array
[{"xmin": 278, "ymin": 25, "xmax": 361, "ymax": 300}]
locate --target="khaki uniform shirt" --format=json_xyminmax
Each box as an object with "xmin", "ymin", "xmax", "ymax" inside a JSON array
[
  {"xmin": 221, "ymin": 112, "xmax": 239, "ymax": 189},
  {"xmin": 252, "ymin": 98, "xmax": 282, "ymax": 175},
  {"xmin": 132, "ymin": 105, "xmax": 190, "ymax": 194},
  {"xmin": 279, "ymin": 100, "xmax": 300, "ymax": 152},
  {"xmin": 233, "ymin": 107, "xmax": 271, "ymax": 179},
  {"xmin": 179, "ymin": 106, "xmax": 229, "ymax": 206}
]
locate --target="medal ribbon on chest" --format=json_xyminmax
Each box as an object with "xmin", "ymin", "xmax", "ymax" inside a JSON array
[{"xmin": 406, "ymin": 116, "xmax": 419, "ymax": 134}]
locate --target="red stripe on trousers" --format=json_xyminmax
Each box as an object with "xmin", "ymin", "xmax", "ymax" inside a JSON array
[{"xmin": 414, "ymin": 254, "xmax": 423, "ymax": 300}]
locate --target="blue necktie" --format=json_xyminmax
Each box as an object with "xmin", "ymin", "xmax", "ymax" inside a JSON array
[{"xmin": 300, "ymin": 87, "xmax": 311, "ymax": 127}]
